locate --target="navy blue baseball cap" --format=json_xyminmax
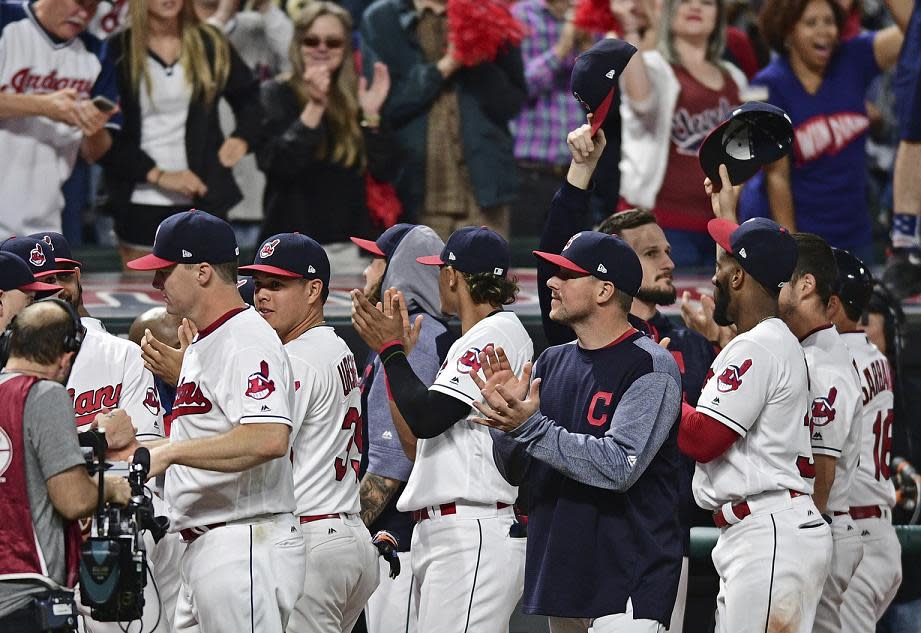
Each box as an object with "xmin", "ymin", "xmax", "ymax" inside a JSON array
[
  {"xmin": 533, "ymin": 231, "xmax": 643, "ymax": 296},
  {"xmin": 0, "ymin": 236, "xmax": 71, "ymax": 278},
  {"xmin": 708, "ymin": 217, "xmax": 797, "ymax": 291},
  {"xmin": 698, "ymin": 102, "xmax": 794, "ymax": 186},
  {"xmin": 0, "ymin": 251, "xmax": 61, "ymax": 292},
  {"xmin": 350, "ymin": 224, "xmax": 415, "ymax": 260},
  {"xmin": 239, "ymin": 233, "xmax": 330, "ymax": 287},
  {"xmin": 127, "ymin": 210, "xmax": 239, "ymax": 270},
  {"xmin": 416, "ymin": 226, "xmax": 510, "ymax": 277},
  {"xmin": 571, "ymin": 38, "xmax": 637, "ymax": 135},
  {"xmin": 27, "ymin": 231, "xmax": 82, "ymax": 269}
]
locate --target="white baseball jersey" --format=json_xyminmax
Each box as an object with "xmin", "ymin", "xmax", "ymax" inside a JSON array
[
  {"xmin": 802, "ymin": 324, "xmax": 863, "ymax": 514},
  {"xmin": 693, "ymin": 318, "xmax": 813, "ymax": 510},
  {"xmin": 839, "ymin": 331, "xmax": 897, "ymax": 508},
  {"xmin": 80, "ymin": 316, "xmax": 105, "ymax": 332},
  {"xmin": 165, "ymin": 307, "xmax": 296, "ymax": 531},
  {"xmin": 67, "ymin": 326, "xmax": 163, "ymax": 439},
  {"xmin": 397, "ymin": 311, "xmax": 534, "ymax": 511},
  {"xmin": 0, "ymin": 1, "xmax": 121, "ymax": 236},
  {"xmin": 285, "ymin": 326, "xmax": 362, "ymax": 517}
]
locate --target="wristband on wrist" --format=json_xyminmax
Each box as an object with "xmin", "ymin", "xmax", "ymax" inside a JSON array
[{"xmin": 361, "ymin": 113, "xmax": 381, "ymax": 128}]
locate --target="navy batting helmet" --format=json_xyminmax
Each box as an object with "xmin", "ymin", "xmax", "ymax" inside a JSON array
[{"xmin": 832, "ymin": 248, "xmax": 874, "ymax": 317}]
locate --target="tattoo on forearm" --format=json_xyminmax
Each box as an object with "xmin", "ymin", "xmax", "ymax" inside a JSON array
[{"xmin": 360, "ymin": 473, "xmax": 401, "ymax": 527}]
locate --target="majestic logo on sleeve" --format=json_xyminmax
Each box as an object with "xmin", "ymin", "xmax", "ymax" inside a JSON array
[
  {"xmin": 259, "ymin": 239, "xmax": 280, "ymax": 258},
  {"xmin": 457, "ymin": 347, "xmax": 484, "ymax": 374},
  {"xmin": 716, "ymin": 359, "xmax": 753, "ymax": 393},
  {"xmin": 29, "ymin": 243, "xmax": 46, "ymax": 267},
  {"xmin": 245, "ymin": 361, "xmax": 276, "ymax": 400},
  {"xmin": 69, "ymin": 384, "xmax": 122, "ymax": 425},
  {"xmin": 172, "ymin": 379, "xmax": 213, "ymax": 417},
  {"xmin": 810, "ymin": 386, "xmax": 837, "ymax": 427},
  {"xmin": 143, "ymin": 387, "xmax": 161, "ymax": 415}
]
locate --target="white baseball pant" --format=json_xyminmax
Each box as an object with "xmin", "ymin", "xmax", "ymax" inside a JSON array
[
  {"xmin": 173, "ymin": 513, "xmax": 305, "ymax": 633},
  {"xmin": 711, "ymin": 492, "xmax": 832, "ymax": 633},
  {"xmin": 287, "ymin": 513, "xmax": 380, "ymax": 633},
  {"xmin": 813, "ymin": 515, "xmax": 864, "ymax": 633},
  {"xmin": 366, "ymin": 550, "xmax": 417, "ymax": 633},
  {"xmin": 840, "ymin": 509, "xmax": 902, "ymax": 633},
  {"xmin": 548, "ymin": 598, "xmax": 666, "ymax": 633},
  {"xmin": 411, "ymin": 503, "xmax": 525, "ymax": 633}
]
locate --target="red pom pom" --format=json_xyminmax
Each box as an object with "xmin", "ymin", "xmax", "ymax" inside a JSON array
[
  {"xmin": 572, "ymin": 0, "xmax": 621, "ymax": 34},
  {"xmin": 447, "ymin": 0, "xmax": 528, "ymax": 67}
]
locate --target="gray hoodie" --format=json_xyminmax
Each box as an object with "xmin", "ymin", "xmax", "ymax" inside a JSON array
[{"xmin": 365, "ymin": 226, "xmax": 455, "ymax": 483}]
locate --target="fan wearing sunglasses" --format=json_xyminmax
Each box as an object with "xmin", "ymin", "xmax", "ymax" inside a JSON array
[{"xmin": 257, "ymin": 1, "xmax": 400, "ymax": 251}]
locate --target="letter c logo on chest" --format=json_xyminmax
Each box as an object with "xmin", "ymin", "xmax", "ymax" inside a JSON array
[{"xmin": 587, "ymin": 391, "xmax": 614, "ymax": 427}]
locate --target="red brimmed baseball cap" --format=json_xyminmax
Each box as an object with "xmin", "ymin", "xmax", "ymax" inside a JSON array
[
  {"xmin": 0, "ymin": 236, "xmax": 73, "ymax": 279},
  {"xmin": 239, "ymin": 233, "xmax": 330, "ymax": 288},
  {"xmin": 350, "ymin": 223, "xmax": 416, "ymax": 260},
  {"xmin": 127, "ymin": 210, "xmax": 239, "ymax": 270},
  {"xmin": 0, "ymin": 251, "xmax": 61, "ymax": 292},
  {"xmin": 416, "ymin": 226, "xmax": 510, "ymax": 277},
  {"xmin": 708, "ymin": 217, "xmax": 797, "ymax": 291},
  {"xmin": 534, "ymin": 230, "xmax": 642, "ymax": 296},
  {"xmin": 27, "ymin": 231, "xmax": 82, "ymax": 268},
  {"xmin": 571, "ymin": 38, "xmax": 637, "ymax": 135}
]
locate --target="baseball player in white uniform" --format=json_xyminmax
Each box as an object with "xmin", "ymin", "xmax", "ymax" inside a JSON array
[
  {"xmin": 829, "ymin": 249, "xmax": 903, "ymax": 632},
  {"xmin": 240, "ymin": 233, "xmax": 379, "ymax": 633},
  {"xmin": 679, "ymin": 218, "xmax": 831, "ymax": 633},
  {"xmin": 126, "ymin": 210, "xmax": 306, "ymax": 633},
  {"xmin": 776, "ymin": 234, "xmax": 864, "ymax": 633},
  {"xmin": 352, "ymin": 226, "xmax": 532, "ymax": 633}
]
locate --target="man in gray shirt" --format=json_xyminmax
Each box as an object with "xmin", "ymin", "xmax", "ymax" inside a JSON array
[{"xmin": 0, "ymin": 301, "xmax": 130, "ymax": 629}]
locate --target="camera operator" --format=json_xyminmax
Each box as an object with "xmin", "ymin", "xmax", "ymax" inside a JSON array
[{"xmin": 0, "ymin": 301, "xmax": 131, "ymax": 633}]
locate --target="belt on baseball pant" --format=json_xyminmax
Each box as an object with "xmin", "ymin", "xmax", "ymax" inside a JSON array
[
  {"xmin": 180, "ymin": 522, "xmax": 226, "ymax": 543},
  {"xmin": 712, "ymin": 490, "xmax": 807, "ymax": 528},
  {"xmin": 849, "ymin": 505, "xmax": 884, "ymax": 520},
  {"xmin": 411, "ymin": 502, "xmax": 511, "ymax": 523},
  {"xmin": 299, "ymin": 512, "xmax": 356, "ymax": 524}
]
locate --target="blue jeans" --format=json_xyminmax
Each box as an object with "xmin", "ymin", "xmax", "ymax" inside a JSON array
[
  {"xmin": 877, "ymin": 597, "xmax": 921, "ymax": 632},
  {"xmin": 663, "ymin": 229, "xmax": 716, "ymax": 272}
]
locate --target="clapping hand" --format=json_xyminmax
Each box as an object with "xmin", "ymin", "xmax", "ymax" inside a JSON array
[
  {"xmin": 351, "ymin": 287, "xmax": 422, "ymax": 354},
  {"xmin": 141, "ymin": 318, "xmax": 197, "ymax": 387},
  {"xmin": 358, "ymin": 62, "xmax": 390, "ymax": 121},
  {"xmin": 680, "ymin": 290, "xmax": 735, "ymax": 347},
  {"xmin": 469, "ymin": 346, "xmax": 541, "ymax": 433}
]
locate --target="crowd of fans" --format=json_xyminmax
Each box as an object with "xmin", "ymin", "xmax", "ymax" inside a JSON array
[{"xmin": 1, "ymin": 0, "xmax": 916, "ymax": 275}]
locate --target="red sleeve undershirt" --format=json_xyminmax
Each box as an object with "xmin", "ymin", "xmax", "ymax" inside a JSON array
[{"xmin": 678, "ymin": 402, "xmax": 742, "ymax": 463}]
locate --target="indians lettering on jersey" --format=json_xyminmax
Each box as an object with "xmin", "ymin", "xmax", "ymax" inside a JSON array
[
  {"xmin": 0, "ymin": 67, "xmax": 94, "ymax": 97},
  {"xmin": 861, "ymin": 358, "xmax": 892, "ymax": 405},
  {"xmin": 172, "ymin": 379, "xmax": 213, "ymax": 417},
  {"xmin": 716, "ymin": 359, "xmax": 753, "ymax": 393},
  {"xmin": 337, "ymin": 354, "xmax": 359, "ymax": 397},
  {"xmin": 793, "ymin": 112, "xmax": 869, "ymax": 164},
  {"xmin": 810, "ymin": 386, "xmax": 837, "ymax": 427},
  {"xmin": 245, "ymin": 360, "xmax": 276, "ymax": 401},
  {"xmin": 671, "ymin": 96, "xmax": 735, "ymax": 156},
  {"xmin": 69, "ymin": 384, "xmax": 122, "ymax": 425}
]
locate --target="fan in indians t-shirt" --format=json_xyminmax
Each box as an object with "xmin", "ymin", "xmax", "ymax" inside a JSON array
[
  {"xmin": 653, "ymin": 65, "xmax": 740, "ymax": 234},
  {"xmin": 739, "ymin": 33, "xmax": 880, "ymax": 251}
]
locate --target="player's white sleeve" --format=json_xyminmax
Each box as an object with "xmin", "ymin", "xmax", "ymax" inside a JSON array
[
  {"xmin": 227, "ymin": 347, "xmax": 293, "ymax": 426},
  {"xmin": 288, "ymin": 354, "xmax": 329, "ymax": 432},
  {"xmin": 119, "ymin": 347, "xmax": 164, "ymax": 440},
  {"xmin": 696, "ymin": 338, "xmax": 778, "ymax": 436},
  {"xmin": 429, "ymin": 326, "xmax": 506, "ymax": 406},
  {"xmin": 809, "ymin": 368, "xmax": 859, "ymax": 457}
]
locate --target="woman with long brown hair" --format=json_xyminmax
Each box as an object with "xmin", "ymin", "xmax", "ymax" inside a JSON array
[
  {"xmin": 99, "ymin": 0, "xmax": 262, "ymax": 267},
  {"xmin": 256, "ymin": 1, "xmax": 397, "ymax": 250}
]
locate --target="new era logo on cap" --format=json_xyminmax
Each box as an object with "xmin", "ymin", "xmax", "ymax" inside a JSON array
[
  {"xmin": 605, "ymin": 69, "xmax": 616, "ymax": 79},
  {"xmin": 239, "ymin": 233, "xmax": 330, "ymax": 287},
  {"xmin": 597, "ymin": 263, "xmax": 607, "ymax": 273}
]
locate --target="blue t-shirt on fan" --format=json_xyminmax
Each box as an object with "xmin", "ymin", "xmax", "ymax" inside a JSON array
[{"xmin": 739, "ymin": 33, "xmax": 880, "ymax": 249}]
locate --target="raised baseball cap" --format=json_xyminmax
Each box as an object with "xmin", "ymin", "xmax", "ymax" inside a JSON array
[
  {"xmin": 417, "ymin": 226, "xmax": 510, "ymax": 277},
  {"xmin": 127, "ymin": 210, "xmax": 239, "ymax": 270},
  {"xmin": 239, "ymin": 233, "xmax": 330, "ymax": 288},
  {"xmin": 0, "ymin": 251, "xmax": 61, "ymax": 292},
  {"xmin": 571, "ymin": 38, "xmax": 637, "ymax": 135},
  {"xmin": 27, "ymin": 231, "xmax": 82, "ymax": 268},
  {"xmin": 534, "ymin": 231, "xmax": 643, "ymax": 296},
  {"xmin": 0, "ymin": 236, "xmax": 70, "ymax": 278},
  {"xmin": 350, "ymin": 223, "xmax": 416, "ymax": 259},
  {"xmin": 708, "ymin": 217, "xmax": 797, "ymax": 291},
  {"xmin": 698, "ymin": 102, "xmax": 794, "ymax": 186}
]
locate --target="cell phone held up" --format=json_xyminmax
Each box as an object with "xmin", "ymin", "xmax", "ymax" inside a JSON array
[{"xmin": 91, "ymin": 95, "xmax": 118, "ymax": 113}]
